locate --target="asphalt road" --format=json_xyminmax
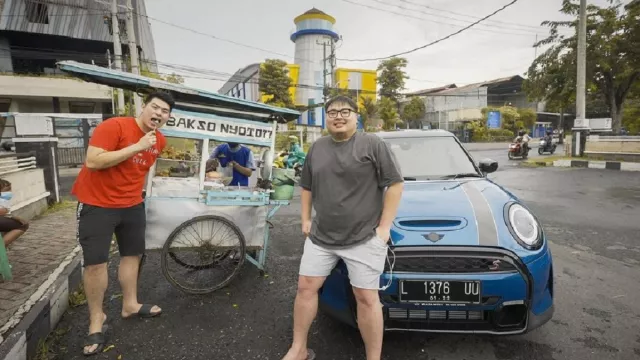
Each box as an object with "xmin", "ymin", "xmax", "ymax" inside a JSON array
[{"xmin": 49, "ymin": 160, "xmax": 640, "ymax": 360}]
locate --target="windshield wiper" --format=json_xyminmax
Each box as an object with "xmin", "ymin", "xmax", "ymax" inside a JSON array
[
  {"xmin": 439, "ymin": 173, "xmax": 483, "ymax": 179},
  {"xmin": 403, "ymin": 176, "xmax": 417, "ymax": 181}
]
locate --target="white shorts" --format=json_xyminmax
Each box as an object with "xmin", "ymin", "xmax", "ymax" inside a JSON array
[{"xmin": 298, "ymin": 234, "xmax": 389, "ymax": 290}]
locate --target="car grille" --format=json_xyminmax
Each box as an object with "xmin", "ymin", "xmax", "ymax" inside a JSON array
[
  {"xmin": 388, "ymin": 308, "xmax": 484, "ymax": 321},
  {"xmin": 385, "ymin": 256, "xmax": 516, "ymax": 273},
  {"xmin": 384, "ymin": 307, "xmax": 527, "ymax": 333}
]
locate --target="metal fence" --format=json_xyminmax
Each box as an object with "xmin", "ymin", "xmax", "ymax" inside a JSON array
[
  {"xmin": 56, "ymin": 147, "xmax": 86, "ymax": 166},
  {"xmin": 0, "ymin": 151, "xmax": 37, "ymax": 176}
]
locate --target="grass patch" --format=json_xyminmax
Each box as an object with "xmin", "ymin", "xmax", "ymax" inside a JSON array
[
  {"xmin": 522, "ymin": 155, "xmax": 571, "ymax": 168},
  {"xmin": 44, "ymin": 199, "xmax": 77, "ymax": 215},
  {"xmin": 32, "ymin": 325, "xmax": 71, "ymax": 360},
  {"xmin": 69, "ymin": 283, "xmax": 87, "ymax": 308}
]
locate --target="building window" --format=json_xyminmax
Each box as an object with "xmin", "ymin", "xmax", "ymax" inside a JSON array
[
  {"xmin": 25, "ymin": 1, "xmax": 49, "ymax": 24},
  {"xmin": 69, "ymin": 102, "xmax": 96, "ymax": 114}
]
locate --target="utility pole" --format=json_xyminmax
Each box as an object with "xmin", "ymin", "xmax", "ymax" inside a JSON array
[
  {"xmin": 107, "ymin": 49, "xmax": 115, "ymax": 114},
  {"xmin": 111, "ymin": 0, "xmax": 125, "ymax": 115},
  {"xmin": 317, "ymin": 39, "xmax": 333, "ymax": 105},
  {"xmin": 125, "ymin": 0, "xmax": 142, "ymax": 116},
  {"xmin": 572, "ymin": 0, "xmax": 588, "ymax": 157}
]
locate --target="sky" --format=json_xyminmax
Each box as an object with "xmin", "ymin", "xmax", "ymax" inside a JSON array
[{"xmin": 144, "ymin": 0, "xmax": 615, "ymax": 94}]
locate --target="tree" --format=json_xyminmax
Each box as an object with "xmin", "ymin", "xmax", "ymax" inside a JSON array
[
  {"xmin": 524, "ymin": 0, "xmax": 640, "ymax": 133},
  {"xmin": 623, "ymin": 81, "xmax": 640, "ymax": 134},
  {"xmin": 402, "ymin": 97, "xmax": 426, "ymax": 129},
  {"xmin": 377, "ymin": 57, "xmax": 409, "ymax": 103},
  {"xmin": 328, "ymin": 87, "xmax": 357, "ymax": 102},
  {"xmin": 259, "ymin": 59, "xmax": 294, "ymax": 109},
  {"xmin": 164, "ymin": 73, "xmax": 185, "ymax": 84},
  {"xmin": 359, "ymin": 96, "xmax": 378, "ymax": 130},
  {"xmin": 378, "ymin": 97, "xmax": 399, "ymax": 130}
]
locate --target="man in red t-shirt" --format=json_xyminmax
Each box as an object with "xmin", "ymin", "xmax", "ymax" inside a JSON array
[{"xmin": 72, "ymin": 91, "xmax": 173, "ymax": 356}]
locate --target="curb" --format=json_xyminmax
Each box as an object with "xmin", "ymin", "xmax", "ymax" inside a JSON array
[
  {"xmin": 0, "ymin": 246, "xmax": 82, "ymax": 360},
  {"xmin": 528, "ymin": 159, "xmax": 640, "ymax": 171}
]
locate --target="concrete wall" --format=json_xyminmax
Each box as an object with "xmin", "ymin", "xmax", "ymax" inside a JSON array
[
  {"xmin": 586, "ymin": 136, "xmax": 640, "ymax": 153},
  {"xmin": 1, "ymin": 168, "xmax": 50, "ymax": 219},
  {"xmin": 0, "ymin": 75, "xmax": 111, "ymax": 100}
]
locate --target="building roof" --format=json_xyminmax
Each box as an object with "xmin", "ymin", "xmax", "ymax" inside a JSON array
[
  {"xmin": 303, "ymin": 8, "xmax": 328, "ymax": 15},
  {"xmin": 294, "ymin": 8, "xmax": 336, "ymax": 24},
  {"xmin": 404, "ymin": 75, "xmax": 525, "ymax": 96},
  {"xmin": 404, "ymin": 84, "xmax": 457, "ymax": 97}
]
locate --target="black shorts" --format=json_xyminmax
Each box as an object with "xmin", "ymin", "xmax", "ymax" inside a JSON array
[
  {"xmin": 76, "ymin": 202, "xmax": 146, "ymax": 266},
  {"xmin": 0, "ymin": 216, "xmax": 28, "ymax": 232}
]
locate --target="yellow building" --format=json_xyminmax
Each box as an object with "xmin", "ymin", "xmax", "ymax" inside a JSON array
[
  {"xmin": 259, "ymin": 63, "xmax": 301, "ymax": 105},
  {"xmin": 333, "ymin": 68, "xmax": 377, "ymax": 109}
]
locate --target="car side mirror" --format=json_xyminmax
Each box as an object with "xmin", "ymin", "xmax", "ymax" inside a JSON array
[{"xmin": 478, "ymin": 158, "xmax": 498, "ymax": 175}]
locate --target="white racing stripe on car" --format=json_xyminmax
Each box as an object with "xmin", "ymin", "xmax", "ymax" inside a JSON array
[{"xmin": 460, "ymin": 181, "xmax": 499, "ymax": 246}]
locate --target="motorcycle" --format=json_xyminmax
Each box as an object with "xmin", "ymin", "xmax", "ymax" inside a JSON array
[
  {"xmin": 508, "ymin": 141, "xmax": 529, "ymax": 160},
  {"xmin": 538, "ymin": 139, "xmax": 556, "ymax": 155}
]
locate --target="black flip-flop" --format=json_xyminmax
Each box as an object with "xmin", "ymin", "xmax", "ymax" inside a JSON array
[
  {"xmin": 83, "ymin": 324, "xmax": 109, "ymax": 356},
  {"xmin": 123, "ymin": 304, "xmax": 162, "ymax": 319},
  {"xmin": 306, "ymin": 349, "xmax": 316, "ymax": 360}
]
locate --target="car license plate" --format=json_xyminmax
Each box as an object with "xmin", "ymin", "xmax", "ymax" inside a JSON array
[{"xmin": 399, "ymin": 280, "xmax": 481, "ymax": 304}]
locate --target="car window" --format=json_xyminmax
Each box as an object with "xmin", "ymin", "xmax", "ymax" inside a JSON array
[{"xmin": 384, "ymin": 136, "xmax": 478, "ymax": 180}]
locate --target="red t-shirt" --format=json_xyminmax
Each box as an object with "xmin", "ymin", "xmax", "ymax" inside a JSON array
[{"xmin": 71, "ymin": 117, "xmax": 166, "ymax": 208}]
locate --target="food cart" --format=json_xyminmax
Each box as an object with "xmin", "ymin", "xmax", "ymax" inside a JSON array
[{"xmin": 56, "ymin": 61, "xmax": 301, "ymax": 295}]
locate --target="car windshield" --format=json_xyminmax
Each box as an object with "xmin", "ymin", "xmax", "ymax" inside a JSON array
[{"xmin": 383, "ymin": 136, "xmax": 480, "ymax": 180}]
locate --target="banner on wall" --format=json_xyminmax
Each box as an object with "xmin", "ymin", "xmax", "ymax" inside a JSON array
[
  {"xmin": 164, "ymin": 110, "xmax": 274, "ymax": 142},
  {"xmin": 487, "ymin": 111, "xmax": 501, "ymax": 129}
]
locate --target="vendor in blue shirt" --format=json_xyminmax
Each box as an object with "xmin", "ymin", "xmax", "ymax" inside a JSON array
[{"xmin": 209, "ymin": 142, "xmax": 255, "ymax": 186}]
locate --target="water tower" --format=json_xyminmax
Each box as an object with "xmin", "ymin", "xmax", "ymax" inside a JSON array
[{"xmin": 291, "ymin": 8, "xmax": 340, "ymax": 125}]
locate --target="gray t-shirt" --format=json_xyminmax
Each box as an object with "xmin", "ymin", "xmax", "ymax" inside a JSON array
[{"xmin": 300, "ymin": 132, "xmax": 403, "ymax": 249}]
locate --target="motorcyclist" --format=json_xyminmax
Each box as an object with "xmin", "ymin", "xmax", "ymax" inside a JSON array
[
  {"xmin": 514, "ymin": 130, "xmax": 531, "ymax": 153},
  {"xmin": 542, "ymin": 130, "xmax": 553, "ymax": 150}
]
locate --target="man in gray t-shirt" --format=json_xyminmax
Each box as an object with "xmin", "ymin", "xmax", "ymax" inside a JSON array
[{"xmin": 281, "ymin": 96, "xmax": 404, "ymax": 360}]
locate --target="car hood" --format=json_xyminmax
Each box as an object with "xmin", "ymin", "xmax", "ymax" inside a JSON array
[{"xmin": 391, "ymin": 179, "xmax": 542, "ymax": 260}]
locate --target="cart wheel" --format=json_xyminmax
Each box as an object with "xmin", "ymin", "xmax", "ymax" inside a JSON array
[{"xmin": 161, "ymin": 215, "xmax": 246, "ymax": 295}]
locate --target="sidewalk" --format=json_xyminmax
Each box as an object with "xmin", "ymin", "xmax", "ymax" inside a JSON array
[
  {"xmin": 0, "ymin": 202, "xmax": 82, "ymax": 359},
  {"xmin": 523, "ymin": 156, "xmax": 640, "ymax": 171}
]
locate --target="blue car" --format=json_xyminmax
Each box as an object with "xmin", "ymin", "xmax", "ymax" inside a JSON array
[{"xmin": 318, "ymin": 130, "xmax": 554, "ymax": 335}]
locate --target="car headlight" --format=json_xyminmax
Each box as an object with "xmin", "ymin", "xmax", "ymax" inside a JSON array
[{"xmin": 505, "ymin": 203, "xmax": 542, "ymax": 249}]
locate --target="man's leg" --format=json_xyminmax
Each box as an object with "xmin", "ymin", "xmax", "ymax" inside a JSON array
[
  {"xmin": 282, "ymin": 238, "xmax": 339, "ymax": 360},
  {"xmin": 76, "ymin": 203, "xmax": 114, "ymax": 355},
  {"xmin": 115, "ymin": 203, "xmax": 161, "ymax": 318},
  {"xmin": 340, "ymin": 235, "xmax": 388, "ymax": 360}
]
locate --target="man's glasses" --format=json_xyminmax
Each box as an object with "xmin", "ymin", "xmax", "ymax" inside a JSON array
[{"xmin": 327, "ymin": 108, "xmax": 357, "ymax": 119}]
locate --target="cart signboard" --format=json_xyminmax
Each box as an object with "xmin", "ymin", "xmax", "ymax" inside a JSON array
[{"xmin": 164, "ymin": 109, "xmax": 274, "ymax": 147}]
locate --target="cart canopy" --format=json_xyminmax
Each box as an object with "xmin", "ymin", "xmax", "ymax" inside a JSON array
[{"xmin": 56, "ymin": 61, "xmax": 300, "ymax": 123}]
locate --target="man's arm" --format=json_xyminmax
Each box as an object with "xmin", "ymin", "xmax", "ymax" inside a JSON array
[
  {"xmin": 208, "ymin": 145, "xmax": 220, "ymax": 160},
  {"xmin": 378, "ymin": 182, "xmax": 403, "ymax": 230},
  {"xmin": 85, "ymin": 144, "xmax": 144, "ymax": 170},
  {"xmin": 374, "ymin": 138, "xmax": 404, "ymax": 235},
  {"xmin": 231, "ymin": 150, "xmax": 255, "ymax": 177},
  {"xmin": 299, "ymin": 145, "xmax": 314, "ymax": 229},
  {"xmin": 85, "ymin": 120, "xmax": 145, "ymax": 170}
]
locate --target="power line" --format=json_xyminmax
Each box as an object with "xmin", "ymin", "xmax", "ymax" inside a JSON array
[
  {"xmin": 394, "ymin": 0, "xmax": 554, "ymax": 32},
  {"xmin": 338, "ymin": 0, "xmax": 521, "ymax": 62},
  {"xmin": 350, "ymin": 0, "xmax": 548, "ymax": 37}
]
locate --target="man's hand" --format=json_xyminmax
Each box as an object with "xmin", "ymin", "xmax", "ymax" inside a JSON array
[
  {"xmin": 302, "ymin": 220, "xmax": 312, "ymax": 237},
  {"xmin": 136, "ymin": 131, "xmax": 157, "ymax": 151},
  {"xmin": 376, "ymin": 226, "xmax": 391, "ymax": 244}
]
